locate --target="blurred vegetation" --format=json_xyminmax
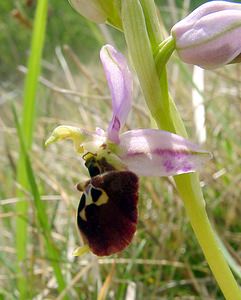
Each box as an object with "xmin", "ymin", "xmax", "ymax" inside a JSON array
[
  {"xmin": 0, "ymin": 0, "xmax": 219, "ymax": 80},
  {"xmin": 0, "ymin": 1, "xmax": 241, "ymax": 299},
  {"xmin": 0, "ymin": 0, "xmax": 104, "ymax": 81}
]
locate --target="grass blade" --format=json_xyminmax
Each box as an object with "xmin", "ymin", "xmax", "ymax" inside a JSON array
[
  {"xmin": 13, "ymin": 107, "xmax": 69, "ymax": 299},
  {"xmin": 15, "ymin": 0, "xmax": 48, "ymax": 298}
]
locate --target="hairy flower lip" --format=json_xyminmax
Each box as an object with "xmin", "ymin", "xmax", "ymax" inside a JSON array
[{"xmin": 77, "ymin": 170, "xmax": 139, "ymax": 256}]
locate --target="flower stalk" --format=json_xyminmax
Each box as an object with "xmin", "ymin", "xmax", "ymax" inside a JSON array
[{"xmin": 121, "ymin": 0, "xmax": 241, "ymax": 299}]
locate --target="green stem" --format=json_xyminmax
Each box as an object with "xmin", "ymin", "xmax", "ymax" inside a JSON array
[
  {"xmin": 139, "ymin": 0, "xmax": 163, "ymax": 48},
  {"xmin": 175, "ymin": 174, "xmax": 241, "ymax": 300},
  {"xmin": 122, "ymin": 0, "xmax": 171, "ymax": 131},
  {"xmin": 154, "ymin": 36, "xmax": 175, "ymax": 75},
  {"xmin": 121, "ymin": 0, "xmax": 241, "ymax": 298}
]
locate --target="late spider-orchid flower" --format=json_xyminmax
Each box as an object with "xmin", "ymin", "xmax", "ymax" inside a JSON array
[{"xmin": 45, "ymin": 44, "xmax": 211, "ymax": 256}]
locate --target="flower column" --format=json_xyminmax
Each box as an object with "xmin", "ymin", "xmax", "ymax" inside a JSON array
[{"xmin": 121, "ymin": 0, "xmax": 241, "ymax": 299}]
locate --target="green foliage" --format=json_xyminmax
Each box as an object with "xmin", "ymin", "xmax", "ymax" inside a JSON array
[
  {"xmin": 14, "ymin": 0, "xmax": 49, "ymax": 298},
  {"xmin": 0, "ymin": 0, "xmax": 103, "ymax": 80},
  {"xmin": 13, "ymin": 106, "xmax": 68, "ymax": 299}
]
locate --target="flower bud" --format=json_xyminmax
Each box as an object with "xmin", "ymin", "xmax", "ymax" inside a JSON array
[
  {"xmin": 68, "ymin": 0, "xmax": 121, "ymax": 28},
  {"xmin": 171, "ymin": 1, "xmax": 241, "ymax": 69},
  {"xmin": 68, "ymin": 0, "xmax": 107, "ymax": 23}
]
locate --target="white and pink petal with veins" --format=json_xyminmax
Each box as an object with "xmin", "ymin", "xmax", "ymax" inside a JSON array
[{"xmin": 119, "ymin": 129, "xmax": 211, "ymax": 177}]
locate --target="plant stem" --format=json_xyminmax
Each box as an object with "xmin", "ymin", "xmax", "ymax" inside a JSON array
[
  {"xmin": 175, "ymin": 173, "xmax": 241, "ymax": 299},
  {"xmin": 139, "ymin": 0, "xmax": 163, "ymax": 47},
  {"xmin": 122, "ymin": 0, "xmax": 241, "ymax": 298}
]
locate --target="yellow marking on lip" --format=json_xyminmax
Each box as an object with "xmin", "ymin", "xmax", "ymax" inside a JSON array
[
  {"xmin": 79, "ymin": 209, "xmax": 87, "ymax": 221},
  {"xmin": 79, "ymin": 188, "xmax": 109, "ymax": 222},
  {"xmin": 95, "ymin": 190, "xmax": 108, "ymax": 206}
]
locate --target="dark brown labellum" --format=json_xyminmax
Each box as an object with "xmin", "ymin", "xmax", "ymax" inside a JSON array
[{"xmin": 77, "ymin": 170, "xmax": 139, "ymax": 256}]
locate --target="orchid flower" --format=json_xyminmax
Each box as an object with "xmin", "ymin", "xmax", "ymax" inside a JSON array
[{"xmin": 45, "ymin": 44, "xmax": 211, "ymax": 256}]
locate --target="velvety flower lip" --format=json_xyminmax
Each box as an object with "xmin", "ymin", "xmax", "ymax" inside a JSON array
[
  {"xmin": 100, "ymin": 44, "xmax": 132, "ymax": 144},
  {"xmin": 171, "ymin": 1, "xmax": 241, "ymax": 69},
  {"xmin": 77, "ymin": 170, "xmax": 138, "ymax": 256}
]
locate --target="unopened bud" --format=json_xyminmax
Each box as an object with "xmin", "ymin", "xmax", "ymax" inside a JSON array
[
  {"xmin": 68, "ymin": 0, "xmax": 121, "ymax": 28},
  {"xmin": 171, "ymin": 1, "xmax": 241, "ymax": 69}
]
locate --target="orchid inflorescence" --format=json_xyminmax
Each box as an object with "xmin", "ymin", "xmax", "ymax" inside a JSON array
[
  {"xmin": 45, "ymin": 1, "xmax": 241, "ymax": 298},
  {"xmin": 45, "ymin": 45, "xmax": 210, "ymax": 256}
]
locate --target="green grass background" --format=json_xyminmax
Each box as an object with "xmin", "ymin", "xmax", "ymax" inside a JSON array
[{"xmin": 0, "ymin": 1, "xmax": 241, "ymax": 299}]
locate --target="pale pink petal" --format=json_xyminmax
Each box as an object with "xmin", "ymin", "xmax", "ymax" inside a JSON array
[
  {"xmin": 118, "ymin": 129, "xmax": 211, "ymax": 177},
  {"xmin": 100, "ymin": 44, "xmax": 133, "ymax": 143}
]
